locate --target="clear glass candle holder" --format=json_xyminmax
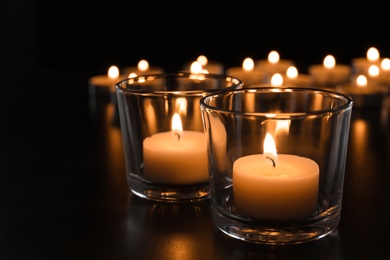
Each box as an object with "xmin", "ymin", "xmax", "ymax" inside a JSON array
[
  {"xmin": 115, "ymin": 72, "xmax": 243, "ymax": 202},
  {"xmin": 200, "ymin": 87, "xmax": 353, "ymax": 244}
]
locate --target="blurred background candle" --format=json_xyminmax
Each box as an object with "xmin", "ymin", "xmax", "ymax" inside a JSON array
[
  {"xmin": 183, "ymin": 55, "xmax": 224, "ymax": 74},
  {"xmin": 122, "ymin": 59, "xmax": 164, "ymax": 77},
  {"xmin": 233, "ymin": 133, "xmax": 319, "ymax": 220},
  {"xmin": 266, "ymin": 66, "xmax": 313, "ymax": 87},
  {"xmin": 256, "ymin": 50, "xmax": 295, "ymax": 79},
  {"xmin": 225, "ymin": 57, "xmax": 265, "ymax": 87},
  {"xmin": 351, "ymin": 46, "xmax": 382, "ymax": 75},
  {"xmin": 337, "ymin": 74, "xmax": 388, "ymax": 109},
  {"xmin": 308, "ymin": 54, "xmax": 351, "ymax": 88},
  {"xmin": 89, "ymin": 65, "xmax": 124, "ymax": 100}
]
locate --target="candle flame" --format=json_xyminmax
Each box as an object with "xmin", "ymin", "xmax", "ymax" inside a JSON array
[
  {"xmin": 171, "ymin": 113, "xmax": 183, "ymax": 141},
  {"xmin": 138, "ymin": 59, "xmax": 149, "ymax": 72},
  {"xmin": 381, "ymin": 58, "xmax": 390, "ymax": 71},
  {"xmin": 356, "ymin": 75, "xmax": 367, "ymax": 88},
  {"xmin": 367, "ymin": 47, "xmax": 380, "ymax": 62},
  {"xmin": 108, "ymin": 65, "xmax": 119, "ymax": 79},
  {"xmin": 264, "ymin": 133, "xmax": 278, "ymax": 166},
  {"xmin": 286, "ymin": 66, "xmax": 298, "ymax": 79},
  {"xmin": 368, "ymin": 64, "xmax": 380, "ymax": 77},
  {"xmin": 270, "ymin": 73, "xmax": 283, "ymax": 87},
  {"xmin": 128, "ymin": 72, "xmax": 137, "ymax": 78},
  {"xmin": 190, "ymin": 61, "xmax": 203, "ymax": 73},
  {"xmin": 197, "ymin": 55, "xmax": 208, "ymax": 66},
  {"xmin": 268, "ymin": 51, "xmax": 280, "ymax": 64},
  {"xmin": 243, "ymin": 57, "xmax": 254, "ymax": 71},
  {"xmin": 323, "ymin": 55, "xmax": 335, "ymax": 69}
]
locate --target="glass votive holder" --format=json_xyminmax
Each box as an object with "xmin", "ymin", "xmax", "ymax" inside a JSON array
[
  {"xmin": 115, "ymin": 72, "xmax": 243, "ymax": 202},
  {"xmin": 200, "ymin": 87, "xmax": 353, "ymax": 244}
]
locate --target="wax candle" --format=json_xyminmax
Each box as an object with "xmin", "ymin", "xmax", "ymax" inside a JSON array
[
  {"xmin": 122, "ymin": 59, "xmax": 164, "ymax": 77},
  {"xmin": 183, "ymin": 55, "xmax": 224, "ymax": 74},
  {"xmin": 281, "ymin": 66, "xmax": 313, "ymax": 87},
  {"xmin": 351, "ymin": 46, "xmax": 382, "ymax": 75},
  {"xmin": 225, "ymin": 57, "xmax": 265, "ymax": 87},
  {"xmin": 88, "ymin": 65, "xmax": 124, "ymax": 99},
  {"xmin": 337, "ymin": 74, "xmax": 388, "ymax": 109},
  {"xmin": 308, "ymin": 54, "xmax": 351, "ymax": 88},
  {"xmin": 233, "ymin": 133, "xmax": 319, "ymax": 220},
  {"xmin": 256, "ymin": 50, "xmax": 295, "ymax": 77},
  {"xmin": 143, "ymin": 113, "xmax": 208, "ymax": 185}
]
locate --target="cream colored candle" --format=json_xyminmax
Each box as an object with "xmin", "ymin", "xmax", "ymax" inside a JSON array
[
  {"xmin": 225, "ymin": 57, "xmax": 265, "ymax": 87},
  {"xmin": 89, "ymin": 65, "xmax": 123, "ymax": 98},
  {"xmin": 143, "ymin": 113, "xmax": 208, "ymax": 185},
  {"xmin": 256, "ymin": 50, "xmax": 295, "ymax": 76},
  {"xmin": 308, "ymin": 54, "xmax": 351, "ymax": 87},
  {"xmin": 233, "ymin": 133, "xmax": 319, "ymax": 220},
  {"xmin": 183, "ymin": 55, "xmax": 224, "ymax": 74},
  {"xmin": 122, "ymin": 59, "xmax": 164, "ymax": 77}
]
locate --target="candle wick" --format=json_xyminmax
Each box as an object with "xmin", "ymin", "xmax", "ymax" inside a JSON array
[
  {"xmin": 266, "ymin": 156, "xmax": 276, "ymax": 167},
  {"xmin": 173, "ymin": 132, "xmax": 181, "ymax": 141}
]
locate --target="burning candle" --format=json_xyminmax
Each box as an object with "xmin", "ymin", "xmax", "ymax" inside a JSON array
[
  {"xmin": 233, "ymin": 133, "xmax": 319, "ymax": 220},
  {"xmin": 89, "ymin": 65, "xmax": 123, "ymax": 99},
  {"xmin": 256, "ymin": 50, "xmax": 295, "ymax": 78},
  {"xmin": 225, "ymin": 57, "xmax": 265, "ymax": 87},
  {"xmin": 122, "ymin": 59, "xmax": 164, "ymax": 77},
  {"xmin": 282, "ymin": 66, "xmax": 313, "ymax": 87},
  {"xmin": 337, "ymin": 74, "xmax": 388, "ymax": 109},
  {"xmin": 308, "ymin": 54, "xmax": 351, "ymax": 88},
  {"xmin": 352, "ymin": 46, "xmax": 382, "ymax": 75},
  {"xmin": 183, "ymin": 55, "xmax": 224, "ymax": 74},
  {"xmin": 143, "ymin": 113, "xmax": 208, "ymax": 185}
]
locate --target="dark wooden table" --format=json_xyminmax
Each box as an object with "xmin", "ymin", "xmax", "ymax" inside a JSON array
[{"xmin": 1, "ymin": 69, "xmax": 389, "ymax": 259}]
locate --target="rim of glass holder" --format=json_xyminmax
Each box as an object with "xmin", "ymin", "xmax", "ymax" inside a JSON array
[
  {"xmin": 200, "ymin": 86, "xmax": 354, "ymax": 117},
  {"xmin": 115, "ymin": 72, "xmax": 244, "ymax": 95}
]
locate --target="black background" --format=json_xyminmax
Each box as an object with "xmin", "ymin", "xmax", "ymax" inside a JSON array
[{"xmin": 3, "ymin": 1, "xmax": 390, "ymax": 80}]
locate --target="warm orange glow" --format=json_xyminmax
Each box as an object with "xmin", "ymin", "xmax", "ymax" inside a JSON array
[
  {"xmin": 271, "ymin": 73, "xmax": 283, "ymax": 86},
  {"xmin": 368, "ymin": 64, "xmax": 380, "ymax": 77},
  {"xmin": 356, "ymin": 75, "xmax": 368, "ymax": 87},
  {"xmin": 128, "ymin": 72, "xmax": 137, "ymax": 78},
  {"xmin": 381, "ymin": 58, "xmax": 390, "ymax": 71},
  {"xmin": 264, "ymin": 133, "xmax": 278, "ymax": 166},
  {"xmin": 108, "ymin": 65, "xmax": 119, "ymax": 79},
  {"xmin": 323, "ymin": 55, "xmax": 335, "ymax": 69},
  {"xmin": 196, "ymin": 55, "xmax": 208, "ymax": 66},
  {"xmin": 190, "ymin": 61, "xmax": 203, "ymax": 73},
  {"xmin": 367, "ymin": 47, "xmax": 380, "ymax": 62},
  {"xmin": 138, "ymin": 59, "xmax": 149, "ymax": 71},
  {"xmin": 171, "ymin": 113, "xmax": 183, "ymax": 140},
  {"xmin": 268, "ymin": 51, "xmax": 280, "ymax": 64},
  {"xmin": 175, "ymin": 98, "xmax": 187, "ymax": 117},
  {"xmin": 286, "ymin": 66, "xmax": 298, "ymax": 79},
  {"xmin": 242, "ymin": 57, "xmax": 254, "ymax": 71}
]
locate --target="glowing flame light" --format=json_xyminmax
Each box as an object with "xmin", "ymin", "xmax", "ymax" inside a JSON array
[
  {"xmin": 108, "ymin": 65, "xmax": 119, "ymax": 79},
  {"xmin": 356, "ymin": 75, "xmax": 368, "ymax": 88},
  {"xmin": 264, "ymin": 133, "xmax": 278, "ymax": 166},
  {"xmin": 197, "ymin": 55, "xmax": 208, "ymax": 66},
  {"xmin": 381, "ymin": 58, "xmax": 390, "ymax": 71},
  {"xmin": 367, "ymin": 47, "xmax": 380, "ymax": 62},
  {"xmin": 271, "ymin": 73, "xmax": 283, "ymax": 87},
  {"xmin": 243, "ymin": 57, "xmax": 254, "ymax": 71},
  {"xmin": 138, "ymin": 59, "xmax": 149, "ymax": 72},
  {"xmin": 323, "ymin": 55, "xmax": 335, "ymax": 69},
  {"xmin": 268, "ymin": 51, "xmax": 280, "ymax": 64},
  {"xmin": 171, "ymin": 113, "xmax": 183, "ymax": 141},
  {"xmin": 368, "ymin": 64, "xmax": 380, "ymax": 77},
  {"xmin": 286, "ymin": 66, "xmax": 298, "ymax": 79}
]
